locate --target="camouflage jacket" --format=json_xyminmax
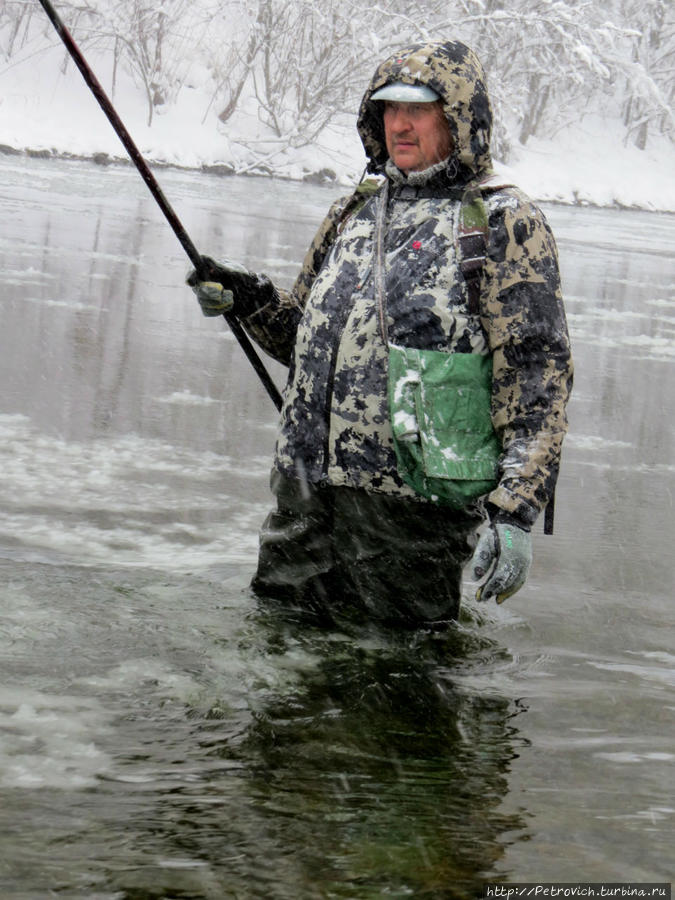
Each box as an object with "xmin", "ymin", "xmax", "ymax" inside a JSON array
[{"xmin": 240, "ymin": 41, "xmax": 573, "ymax": 528}]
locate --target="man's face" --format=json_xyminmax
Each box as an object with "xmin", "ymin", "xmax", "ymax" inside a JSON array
[{"xmin": 382, "ymin": 100, "xmax": 453, "ymax": 173}]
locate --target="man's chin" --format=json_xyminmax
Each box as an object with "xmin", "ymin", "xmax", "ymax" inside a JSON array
[{"xmin": 392, "ymin": 153, "xmax": 420, "ymax": 172}]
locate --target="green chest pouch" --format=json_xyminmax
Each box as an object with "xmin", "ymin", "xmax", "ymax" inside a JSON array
[{"xmin": 387, "ymin": 345, "xmax": 500, "ymax": 507}]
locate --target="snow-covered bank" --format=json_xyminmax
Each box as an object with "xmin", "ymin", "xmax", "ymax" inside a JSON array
[{"xmin": 2, "ymin": 39, "xmax": 673, "ymax": 211}]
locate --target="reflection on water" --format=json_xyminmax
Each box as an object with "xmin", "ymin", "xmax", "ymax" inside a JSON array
[
  {"xmin": 0, "ymin": 560, "xmax": 524, "ymax": 899},
  {"xmin": 220, "ymin": 615, "xmax": 522, "ymax": 898},
  {"xmin": 0, "ymin": 155, "xmax": 674, "ymax": 893}
]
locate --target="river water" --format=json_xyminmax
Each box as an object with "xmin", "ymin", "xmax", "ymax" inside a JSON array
[{"xmin": 0, "ymin": 154, "xmax": 673, "ymax": 898}]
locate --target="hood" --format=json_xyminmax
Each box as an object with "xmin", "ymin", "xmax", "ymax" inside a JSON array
[{"xmin": 357, "ymin": 41, "xmax": 493, "ymax": 181}]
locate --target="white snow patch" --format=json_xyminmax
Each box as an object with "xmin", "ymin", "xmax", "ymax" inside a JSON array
[
  {"xmin": 157, "ymin": 390, "xmax": 222, "ymax": 407},
  {"xmin": 594, "ymin": 752, "xmax": 675, "ymax": 764},
  {"xmin": 565, "ymin": 434, "xmax": 632, "ymax": 452},
  {"xmin": 0, "ymin": 688, "xmax": 112, "ymax": 789}
]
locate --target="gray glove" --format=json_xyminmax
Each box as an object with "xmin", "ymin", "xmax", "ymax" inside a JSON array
[
  {"xmin": 186, "ymin": 255, "xmax": 275, "ymax": 317},
  {"xmin": 190, "ymin": 281, "xmax": 234, "ymax": 316},
  {"xmin": 469, "ymin": 520, "xmax": 532, "ymax": 604},
  {"xmin": 188, "ymin": 280, "xmax": 234, "ymax": 317}
]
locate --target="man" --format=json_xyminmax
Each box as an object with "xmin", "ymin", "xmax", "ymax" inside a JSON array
[{"xmin": 188, "ymin": 41, "xmax": 573, "ymax": 628}]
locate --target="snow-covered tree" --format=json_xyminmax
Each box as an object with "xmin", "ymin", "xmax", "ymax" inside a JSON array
[{"xmin": 616, "ymin": 0, "xmax": 674, "ymax": 148}]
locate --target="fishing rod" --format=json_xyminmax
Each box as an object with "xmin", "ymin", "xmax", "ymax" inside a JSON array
[{"xmin": 36, "ymin": 0, "xmax": 283, "ymax": 412}]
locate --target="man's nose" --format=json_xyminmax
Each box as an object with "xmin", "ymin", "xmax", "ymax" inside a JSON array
[{"xmin": 388, "ymin": 107, "xmax": 413, "ymax": 131}]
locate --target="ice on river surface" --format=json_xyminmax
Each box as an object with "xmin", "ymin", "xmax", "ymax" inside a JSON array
[
  {"xmin": 0, "ymin": 155, "xmax": 674, "ymax": 895},
  {"xmin": 0, "ymin": 411, "xmax": 268, "ymax": 567}
]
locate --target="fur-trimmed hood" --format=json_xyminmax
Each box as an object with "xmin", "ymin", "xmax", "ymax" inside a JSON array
[{"xmin": 357, "ymin": 41, "xmax": 494, "ymax": 181}]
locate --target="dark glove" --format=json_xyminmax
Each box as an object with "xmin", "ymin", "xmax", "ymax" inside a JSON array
[
  {"xmin": 468, "ymin": 518, "xmax": 532, "ymax": 604},
  {"xmin": 186, "ymin": 255, "xmax": 276, "ymax": 317}
]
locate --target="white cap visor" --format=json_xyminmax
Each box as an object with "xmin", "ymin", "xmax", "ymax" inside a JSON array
[{"xmin": 370, "ymin": 81, "xmax": 439, "ymax": 103}]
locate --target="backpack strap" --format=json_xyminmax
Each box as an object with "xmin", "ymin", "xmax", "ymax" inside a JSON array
[
  {"xmin": 457, "ymin": 182, "xmax": 491, "ymax": 316},
  {"xmin": 457, "ymin": 174, "xmax": 516, "ymax": 314},
  {"xmin": 544, "ymin": 492, "xmax": 555, "ymax": 535}
]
